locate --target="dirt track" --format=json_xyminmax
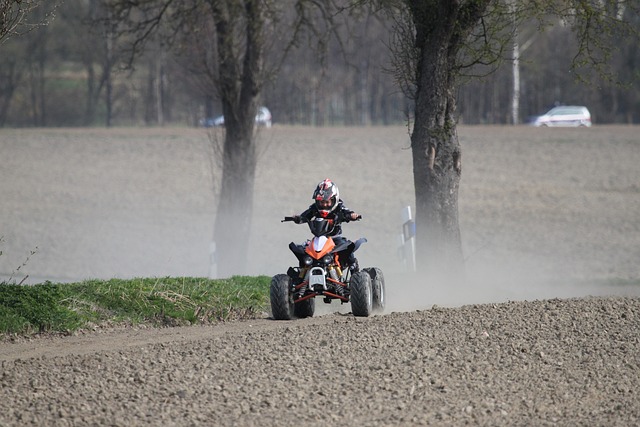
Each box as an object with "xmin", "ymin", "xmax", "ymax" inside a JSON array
[
  {"xmin": 2, "ymin": 297, "xmax": 640, "ymax": 426},
  {"xmin": 1, "ymin": 125, "xmax": 640, "ymax": 425}
]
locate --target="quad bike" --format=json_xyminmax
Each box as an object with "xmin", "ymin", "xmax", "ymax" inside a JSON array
[{"xmin": 270, "ymin": 216, "xmax": 385, "ymax": 320}]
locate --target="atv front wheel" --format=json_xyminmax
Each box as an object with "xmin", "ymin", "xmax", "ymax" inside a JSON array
[
  {"xmin": 350, "ymin": 271, "xmax": 373, "ymax": 317},
  {"xmin": 270, "ymin": 274, "xmax": 294, "ymax": 320},
  {"xmin": 364, "ymin": 267, "xmax": 386, "ymax": 313},
  {"xmin": 294, "ymin": 298, "xmax": 315, "ymax": 318}
]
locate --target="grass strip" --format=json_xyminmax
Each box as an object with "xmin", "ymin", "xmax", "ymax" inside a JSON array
[{"xmin": 0, "ymin": 276, "xmax": 270, "ymax": 336}]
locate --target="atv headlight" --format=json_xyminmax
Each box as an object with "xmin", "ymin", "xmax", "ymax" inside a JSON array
[
  {"xmin": 304, "ymin": 256, "xmax": 313, "ymax": 266},
  {"xmin": 322, "ymin": 255, "xmax": 332, "ymax": 265}
]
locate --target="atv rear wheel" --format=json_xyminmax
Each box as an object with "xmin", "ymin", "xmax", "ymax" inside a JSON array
[
  {"xmin": 364, "ymin": 267, "xmax": 386, "ymax": 313},
  {"xmin": 270, "ymin": 274, "xmax": 294, "ymax": 320},
  {"xmin": 350, "ymin": 271, "xmax": 373, "ymax": 317},
  {"xmin": 294, "ymin": 298, "xmax": 315, "ymax": 318}
]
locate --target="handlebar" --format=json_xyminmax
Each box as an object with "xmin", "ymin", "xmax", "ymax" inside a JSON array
[{"xmin": 282, "ymin": 215, "xmax": 362, "ymax": 223}]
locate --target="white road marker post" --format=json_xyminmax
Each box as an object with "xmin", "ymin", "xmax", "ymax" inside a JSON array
[{"xmin": 401, "ymin": 206, "xmax": 416, "ymax": 272}]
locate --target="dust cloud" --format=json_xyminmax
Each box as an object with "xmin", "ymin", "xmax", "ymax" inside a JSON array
[
  {"xmin": 383, "ymin": 125, "xmax": 640, "ymax": 311},
  {"xmin": 1, "ymin": 126, "xmax": 638, "ymax": 312}
]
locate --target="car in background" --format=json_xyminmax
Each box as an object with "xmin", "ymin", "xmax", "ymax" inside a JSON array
[
  {"xmin": 530, "ymin": 105, "xmax": 592, "ymax": 127},
  {"xmin": 200, "ymin": 106, "xmax": 272, "ymax": 128}
]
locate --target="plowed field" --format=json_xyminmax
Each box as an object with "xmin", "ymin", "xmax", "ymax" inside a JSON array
[{"xmin": 1, "ymin": 125, "xmax": 639, "ymax": 425}]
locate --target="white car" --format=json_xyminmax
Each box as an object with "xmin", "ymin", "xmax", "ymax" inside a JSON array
[
  {"xmin": 531, "ymin": 106, "xmax": 592, "ymax": 127},
  {"xmin": 202, "ymin": 106, "xmax": 272, "ymax": 128}
]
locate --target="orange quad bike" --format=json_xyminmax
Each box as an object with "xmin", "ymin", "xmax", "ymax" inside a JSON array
[{"xmin": 270, "ymin": 216, "xmax": 385, "ymax": 320}]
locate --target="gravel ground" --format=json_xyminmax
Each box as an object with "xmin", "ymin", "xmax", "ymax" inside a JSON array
[
  {"xmin": 1, "ymin": 297, "xmax": 639, "ymax": 426},
  {"xmin": 1, "ymin": 125, "xmax": 640, "ymax": 425}
]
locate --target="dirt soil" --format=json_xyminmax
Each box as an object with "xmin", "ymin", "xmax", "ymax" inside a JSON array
[{"xmin": 1, "ymin": 125, "xmax": 640, "ymax": 425}]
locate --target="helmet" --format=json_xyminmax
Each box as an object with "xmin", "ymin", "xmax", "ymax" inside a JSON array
[{"xmin": 312, "ymin": 179, "xmax": 339, "ymax": 217}]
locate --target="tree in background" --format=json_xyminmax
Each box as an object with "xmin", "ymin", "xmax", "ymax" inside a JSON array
[
  {"xmin": 2, "ymin": 1, "xmax": 639, "ymax": 127},
  {"xmin": 106, "ymin": 0, "xmax": 340, "ymax": 277},
  {"xmin": 0, "ymin": 0, "xmax": 59, "ymax": 126},
  {"xmin": 1, "ymin": 0, "xmax": 40, "ymax": 44},
  {"xmin": 385, "ymin": 0, "xmax": 639, "ymax": 282}
]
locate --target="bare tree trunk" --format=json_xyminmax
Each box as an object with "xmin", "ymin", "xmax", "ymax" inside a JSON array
[
  {"xmin": 155, "ymin": 50, "xmax": 165, "ymax": 126},
  {"xmin": 511, "ymin": 0, "xmax": 520, "ymax": 125},
  {"xmin": 27, "ymin": 33, "xmax": 47, "ymax": 126},
  {"xmin": 209, "ymin": 0, "xmax": 264, "ymax": 277},
  {"xmin": 213, "ymin": 125, "xmax": 257, "ymax": 276},
  {"xmin": 512, "ymin": 38, "xmax": 520, "ymax": 124},
  {"xmin": 411, "ymin": 72, "xmax": 464, "ymax": 282},
  {"xmin": 105, "ymin": 63, "xmax": 112, "ymax": 127},
  {"xmin": 407, "ymin": 1, "xmax": 490, "ymax": 283},
  {"xmin": 0, "ymin": 60, "xmax": 21, "ymax": 126},
  {"xmin": 104, "ymin": 7, "xmax": 114, "ymax": 128}
]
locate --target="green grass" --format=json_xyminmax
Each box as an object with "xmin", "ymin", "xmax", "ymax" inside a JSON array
[{"xmin": 0, "ymin": 276, "xmax": 271, "ymax": 336}]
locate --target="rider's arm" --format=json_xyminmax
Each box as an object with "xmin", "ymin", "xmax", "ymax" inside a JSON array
[
  {"xmin": 338, "ymin": 203, "xmax": 359, "ymax": 222},
  {"xmin": 294, "ymin": 206, "xmax": 315, "ymax": 223}
]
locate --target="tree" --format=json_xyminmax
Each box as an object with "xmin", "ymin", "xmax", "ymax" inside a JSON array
[
  {"xmin": 1, "ymin": 0, "xmax": 37, "ymax": 43},
  {"xmin": 1, "ymin": 1, "xmax": 59, "ymax": 126},
  {"xmin": 0, "ymin": 0, "xmax": 57, "ymax": 44},
  {"xmin": 0, "ymin": 39, "xmax": 24, "ymax": 125},
  {"xmin": 386, "ymin": 0, "xmax": 639, "ymax": 281},
  {"xmin": 69, "ymin": 0, "xmax": 117, "ymax": 127},
  {"xmin": 107, "ymin": 0, "xmax": 339, "ymax": 277}
]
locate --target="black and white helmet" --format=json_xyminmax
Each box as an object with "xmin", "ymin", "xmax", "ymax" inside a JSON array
[{"xmin": 312, "ymin": 178, "xmax": 339, "ymax": 217}]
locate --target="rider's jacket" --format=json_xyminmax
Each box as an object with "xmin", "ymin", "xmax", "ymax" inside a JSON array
[{"xmin": 297, "ymin": 200, "xmax": 355, "ymax": 237}]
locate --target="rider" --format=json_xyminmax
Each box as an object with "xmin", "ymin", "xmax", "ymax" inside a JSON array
[{"xmin": 292, "ymin": 178, "xmax": 361, "ymax": 270}]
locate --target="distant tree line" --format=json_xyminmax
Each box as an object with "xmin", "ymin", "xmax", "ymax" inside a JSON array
[{"xmin": 1, "ymin": 0, "xmax": 638, "ymax": 128}]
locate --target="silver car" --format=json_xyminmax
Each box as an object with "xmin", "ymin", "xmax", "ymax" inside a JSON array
[
  {"xmin": 202, "ymin": 106, "xmax": 272, "ymax": 128},
  {"xmin": 531, "ymin": 106, "xmax": 592, "ymax": 127}
]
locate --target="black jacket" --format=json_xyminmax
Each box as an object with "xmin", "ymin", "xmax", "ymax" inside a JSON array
[{"xmin": 298, "ymin": 200, "xmax": 355, "ymax": 236}]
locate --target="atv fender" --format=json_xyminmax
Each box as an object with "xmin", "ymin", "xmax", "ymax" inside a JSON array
[{"xmin": 353, "ymin": 237, "xmax": 367, "ymax": 252}]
